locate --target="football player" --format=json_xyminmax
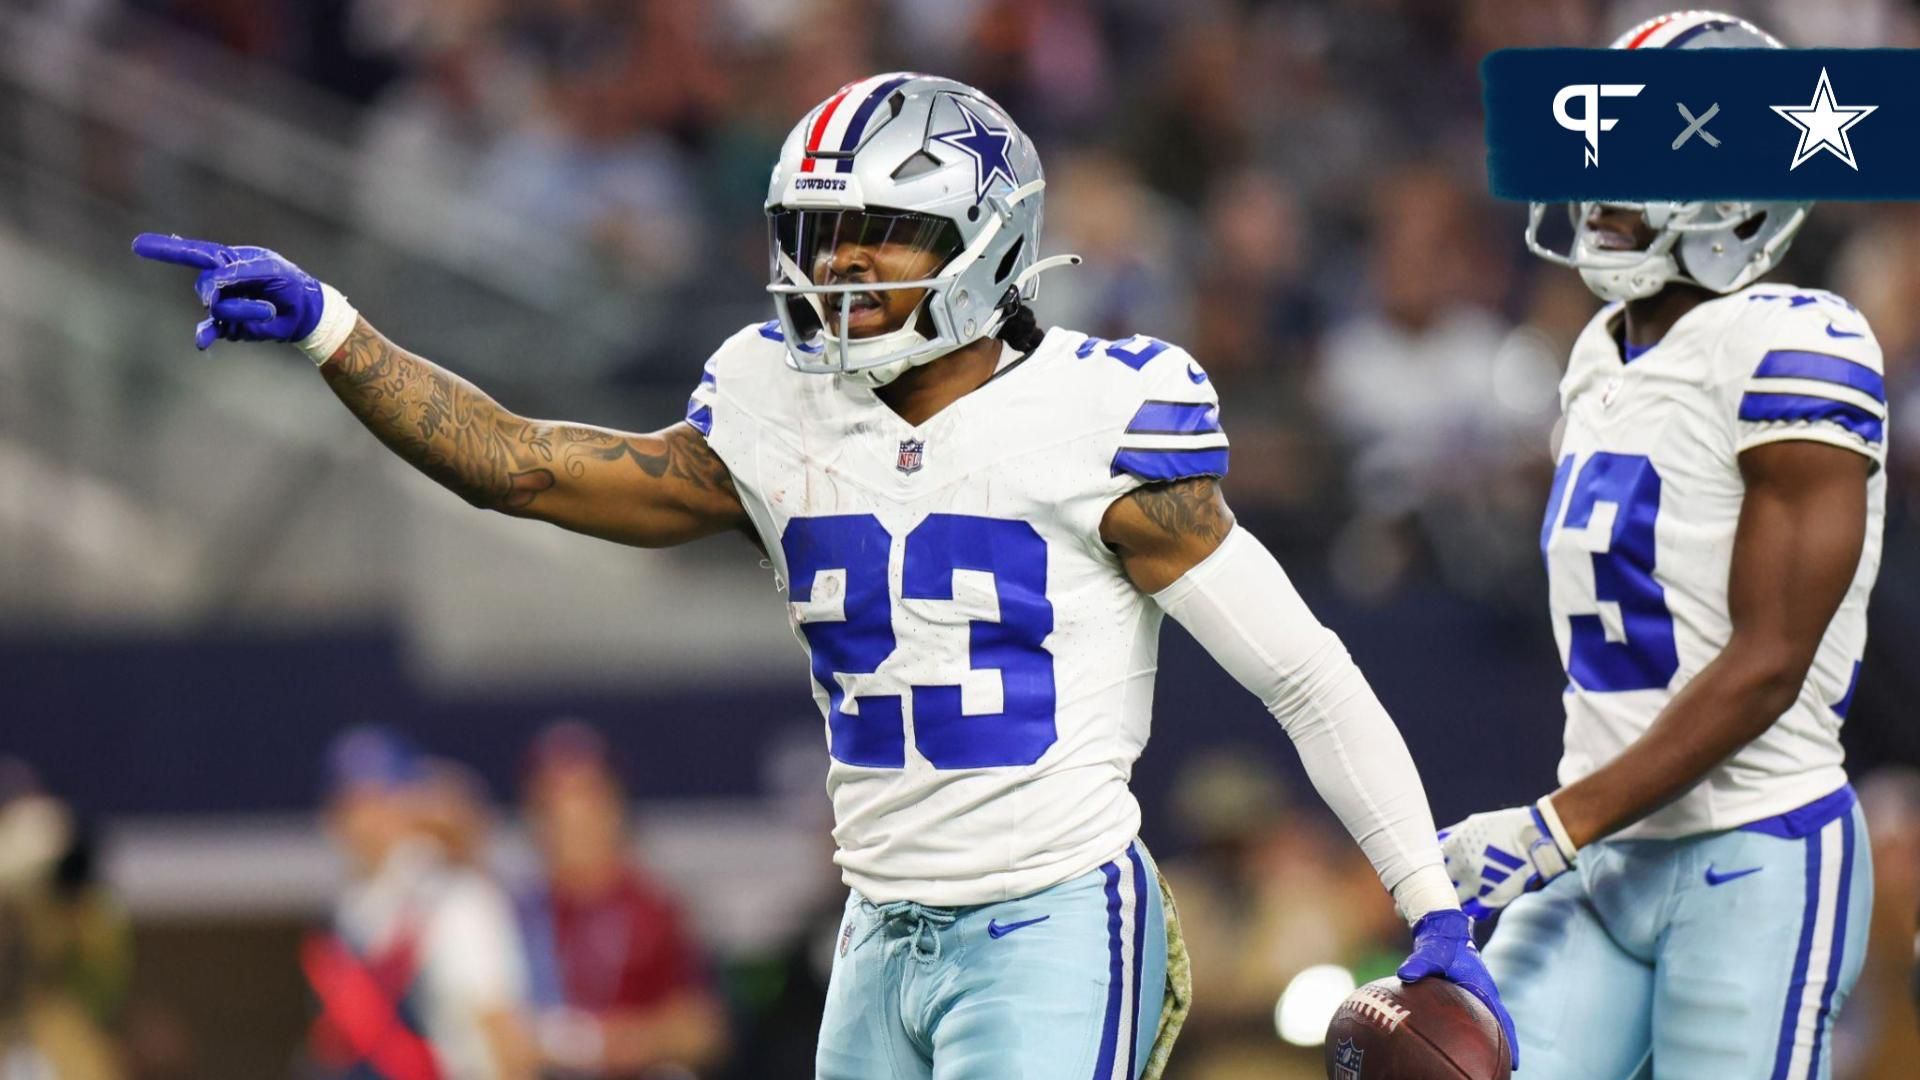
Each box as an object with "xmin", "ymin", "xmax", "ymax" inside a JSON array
[
  {"xmin": 135, "ymin": 74, "xmax": 1510, "ymax": 1078},
  {"xmin": 1440, "ymin": 13, "xmax": 1882, "ymax": 1079}
]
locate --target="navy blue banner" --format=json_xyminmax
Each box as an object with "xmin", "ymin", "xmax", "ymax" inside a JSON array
[{"xmin": 1485, "ymin": 49, "xmax": 1920, "ymax": 201}]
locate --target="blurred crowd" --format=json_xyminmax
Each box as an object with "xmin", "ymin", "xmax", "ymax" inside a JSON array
[
  {"xmin": 300, "ymin": 721, "xmax": 729, "ymax": 1080},
  {"xmin": 7, "ymin": 738, "xmax": 1920, "ymax": 1079}
]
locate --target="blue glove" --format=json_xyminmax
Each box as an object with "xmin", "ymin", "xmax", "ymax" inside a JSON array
[
  {"xmin": 1398, "ymin": 909, "xmax": 1519, "ymax": 1068},
  {"xmin": 132, "ymin": 233, "xmax": 325, "ymax": 350}
]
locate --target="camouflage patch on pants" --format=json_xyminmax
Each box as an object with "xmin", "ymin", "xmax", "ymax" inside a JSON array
[{"xmin": 1142, "ymin": 868, "xmax": 1191, "ymax": 1080}]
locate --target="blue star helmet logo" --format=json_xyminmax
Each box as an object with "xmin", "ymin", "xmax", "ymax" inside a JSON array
[{"xmin": 931, "ymin": 100, "xmax": 1019, "ymax": 203}]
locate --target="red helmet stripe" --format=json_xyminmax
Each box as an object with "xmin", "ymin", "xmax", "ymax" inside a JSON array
[
  {"xmin": 1625, "ymin": 13, "xmax": 1674, "ymax": 49},
  {"xmin": 800, "ymin": 83, "xmax": 859, "ymax": 173}
]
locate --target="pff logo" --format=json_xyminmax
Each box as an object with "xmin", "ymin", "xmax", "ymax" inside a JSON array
[{"xmin": 1554, "ymin": 83, "xmax": 1645, "ymax": 166}]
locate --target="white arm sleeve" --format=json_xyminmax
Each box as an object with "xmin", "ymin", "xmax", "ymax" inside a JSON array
[{"xmin": 1153, "ymin": 526, "xmax": 1457, "ymax": 921}]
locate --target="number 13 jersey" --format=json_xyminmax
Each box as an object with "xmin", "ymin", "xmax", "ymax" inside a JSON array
[
  {"xmin": 1546, "ymin": 285, "xmax": 1887, "ymax": 840},
  {"xmin": 687, "ymin": 322, "xmax": 1228, "ymax": 904}
]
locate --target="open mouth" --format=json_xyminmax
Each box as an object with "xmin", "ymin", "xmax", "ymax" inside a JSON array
[
  {"xmin": 824, "ymin": 290, "xmax": 887, "ymax": 333},
  {"xmin": 1583, "ymin": 206, "xmax": 1650, "ymax": 252},
  {"xmin": 1586, "ymin": 226, "xmax": 1643, "ymax": 252}
]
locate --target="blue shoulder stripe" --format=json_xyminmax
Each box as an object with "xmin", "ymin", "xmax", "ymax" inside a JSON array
[
  {"xmin": 1739, "ymin": 392, "xmax": 1882, "ymax": 443},
  {"xmin": 757, "ymin": 319, "xmax": 785, "ymax": 342},
  {"xmin": 1126, "ymin": 400, "xmax": 1221, "ymax": 435},
  {"xmin": 686, "ymin": 401, "xmax": 713, "ymax": 436},
  {"xmin": 1111, "ymin": 447, "xmax": 1229, "ymax": 482},
  {"xmin": 1754, "ymin": 350, "xmax": 1884, "ymax": 402}
]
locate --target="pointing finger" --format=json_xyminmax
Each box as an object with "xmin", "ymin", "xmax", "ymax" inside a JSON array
[
  {"xmin": 133, "ymin": 233, "xmax": 232, "ymax": 270},
  {"xmin": 194, "ymin": 317, "xmax": 220, "ymax": 351}
]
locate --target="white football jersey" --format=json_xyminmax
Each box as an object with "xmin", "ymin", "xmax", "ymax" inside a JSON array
[
  {"xmin": 686, "ymin": 322, "xmax": 1228, "ymax": 904},
  {"xmin": 1546, "ymin": 284, "xmax": 1886, "ymax": 839}
]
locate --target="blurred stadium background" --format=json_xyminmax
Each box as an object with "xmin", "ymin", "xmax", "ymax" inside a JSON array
[{"xmin": 3, "ymin": 0, "xmax": 1920, "ymax": 1077}]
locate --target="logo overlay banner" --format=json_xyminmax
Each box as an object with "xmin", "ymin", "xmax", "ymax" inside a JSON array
[{"xmin": 1484, "ymin": 49, "xmax": 1917, "ymax": 200}]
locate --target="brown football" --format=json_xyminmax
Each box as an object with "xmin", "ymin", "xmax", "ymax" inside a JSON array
[{"xmin": 1323, "ymin": 977, "xmax": 1510, "ymax": 1080}]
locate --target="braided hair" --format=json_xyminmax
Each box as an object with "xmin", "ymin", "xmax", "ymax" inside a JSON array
[{"xmin": 994, "ymin": 301, "xmax": 1048, "ymax": 354}]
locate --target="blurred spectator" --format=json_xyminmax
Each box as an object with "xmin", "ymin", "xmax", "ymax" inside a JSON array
[
  {"xmin": 1316, "ymin": 162, "xmax": 1559, "ymax": 599},
  {"xmin": 517, "ymin": 722, "xmax": 727, "ymax": 1078},
  {"xmin": 1044, "ymin": 149, "xmax": 1194, "ymax": 345},
  {"xmin": 306, "ymin": 728, "xmax": 535, "ymax": 1080},
  {"xmin": 420, "ymin": 758, "xmax": 498, "ymax": 871},
  {"xmin": 0, "ymin": 759, "xmax": 125, "ymax": 1080},
  {"xmin": 724, "ymin": 727, "xmax": 844, "ymax": 1080}
]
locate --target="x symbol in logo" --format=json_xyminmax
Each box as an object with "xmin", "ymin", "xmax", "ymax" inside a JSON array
[{"xmin": 1673, "ymin": 101, "xmax": 1721, "ymax": 149}]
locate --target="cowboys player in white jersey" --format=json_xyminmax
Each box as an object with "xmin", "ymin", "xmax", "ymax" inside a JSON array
[
  {"xmin": 135, "ymin": 74, "xmax": 1512, "ymax": 1078},
  {"xmin": 1440, "ymin": 12, "xmax": 1882, "ymax": 1080}
]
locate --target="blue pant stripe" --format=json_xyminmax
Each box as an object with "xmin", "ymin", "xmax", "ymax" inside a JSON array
[
  {"xmin": 1770, "ymin": 825, "xmax": 1825, "ymax": 1080},
  {"xmin": 1808, "ymin": 813, "xmax": 1857, "ymax": 1075},
  {"xmin": 1092, "ymin": 861, "xmax": 1124, "ymax": 1080},
  {"xmin": 1125, "ymin": 844, "xmax": 1149, "ymax": 1080}
]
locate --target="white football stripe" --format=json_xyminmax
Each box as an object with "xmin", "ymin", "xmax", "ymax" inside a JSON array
[
  {"xmin": 1785, "ymin": 817, "xmax": 1846, "ymax": 1080},
  {"xmin": 1746, "ymin": 377, "xmax": 1886, "ymax": 418},
  {"xmin": 1115, "ymin": 432, "xmax": 1232, "ymax": 452},
  {"xmin": 1110, "ymin": 849, "xmax": 1139, "ymax": 1080}
]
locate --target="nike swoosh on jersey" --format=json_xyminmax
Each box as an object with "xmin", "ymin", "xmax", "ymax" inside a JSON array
[
  {"xmin": 1704, "ymin": 864, "xmax": 1763, "ymax": 886},
  {"xmin": 1826, "ymin": 322, "xmax": 1865, "ymax": 338},
  {"xmin": 986, "ymin": 914, "xmax": 1051, "ymax": 939},
  {"xmin": 1186, "ymin": 363, "xmax": 1208, "ymax": 384}
]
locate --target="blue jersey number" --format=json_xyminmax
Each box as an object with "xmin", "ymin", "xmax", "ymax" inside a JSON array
[
  {"xmin": 1074, "ymin": 334, "xmax": 1171, "ymax": 370},
  {"xmin": 782, "ymin": 513, "xmax": 1057, "ymax": 769},
  {"xmin": 1541, "ymin": 452, "xmax": 1680, "ymax": 692}
]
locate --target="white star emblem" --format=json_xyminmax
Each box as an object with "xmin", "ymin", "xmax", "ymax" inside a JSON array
[{"xmin": 1771, "ymin": 68, "xmax": 1876, "ymax": 171}]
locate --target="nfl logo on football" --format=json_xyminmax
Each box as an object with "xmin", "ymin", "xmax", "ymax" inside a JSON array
[
  {"xmin": 897, "ymin": 438, "xmax": 926, "ymax": 475},
  {"xmin": 1334, "ymin": 1037, "xmax": 1364, "ymax": 1080}
]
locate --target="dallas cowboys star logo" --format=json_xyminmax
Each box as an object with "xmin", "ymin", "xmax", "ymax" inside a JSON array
[
  {"xmin": 1771, "ymin": 68, "xmax": 1877, "ymax": 171},
  {"xmin": 931, "ymin": 101, "xmax": 1018, "ymax": 202}
]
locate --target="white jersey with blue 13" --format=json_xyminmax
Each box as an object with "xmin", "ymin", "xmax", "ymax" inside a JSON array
[{"xmin": 1546, "ymin": 284, "xmax": 1886, "ymax": 839}]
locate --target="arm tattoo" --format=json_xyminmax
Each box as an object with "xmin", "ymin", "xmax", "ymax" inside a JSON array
[
  {"xmin": 556, "ymin": 423, "xmax": 735, "ymax": 501},
  {"xmin": 1126, "ymin": 478, "xmax": 1234, "ymax": 546},
  {"xmin": 319, "ymin": 319, "xmax": 735, "ymax": 515}
]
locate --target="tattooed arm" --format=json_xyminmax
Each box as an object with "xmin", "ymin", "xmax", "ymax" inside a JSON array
[
  {"xmin": 320, "ymin": 319, "xmax": 748, "ymax": 547},
  {"xmin": 1099, "ymin": 478, "xmax": 1237, "ymax": 593}
]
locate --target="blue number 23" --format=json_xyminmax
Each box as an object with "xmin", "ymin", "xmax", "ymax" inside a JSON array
[{"xmin": 781, "ymin": 513, "xmax": 1057, "ymax": 769}]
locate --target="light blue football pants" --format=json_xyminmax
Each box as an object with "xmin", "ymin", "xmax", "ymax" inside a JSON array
[
  {"xmin": 816, "ymin": 840, "xmax": 1167, "ymax": 1080},
  {"xmin": 1486, "ymin": 787, "xmax": 1871, "ymax": 1080}
]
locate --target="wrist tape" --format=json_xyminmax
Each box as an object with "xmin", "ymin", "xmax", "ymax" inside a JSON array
[{"xmin": 296, "ymin": 283, "xmax": 358, "ymax": 366}]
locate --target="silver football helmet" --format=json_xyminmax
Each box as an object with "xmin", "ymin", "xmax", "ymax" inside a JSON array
[
  {"xmin": 765, "ymin": 73, "xmax": 1079, "ymax": 386},
  {"xmin": 1525, "ymin": 12, "xmax": 1809, "ymax": 301}
]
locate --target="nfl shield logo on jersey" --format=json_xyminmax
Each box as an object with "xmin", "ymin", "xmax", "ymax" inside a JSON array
[
  {"xmin": 896, "ymin": 438, "xmax": 925, "ymax": 475},
  {"xmin": 1333, "ymin": 1037, "xmax": 1364, "ymax": 1080}
]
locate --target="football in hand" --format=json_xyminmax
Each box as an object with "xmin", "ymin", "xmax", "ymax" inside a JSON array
[{"xmin": 1324, "ymin": 976, "xmax": 1510, "ymax": 1079}]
